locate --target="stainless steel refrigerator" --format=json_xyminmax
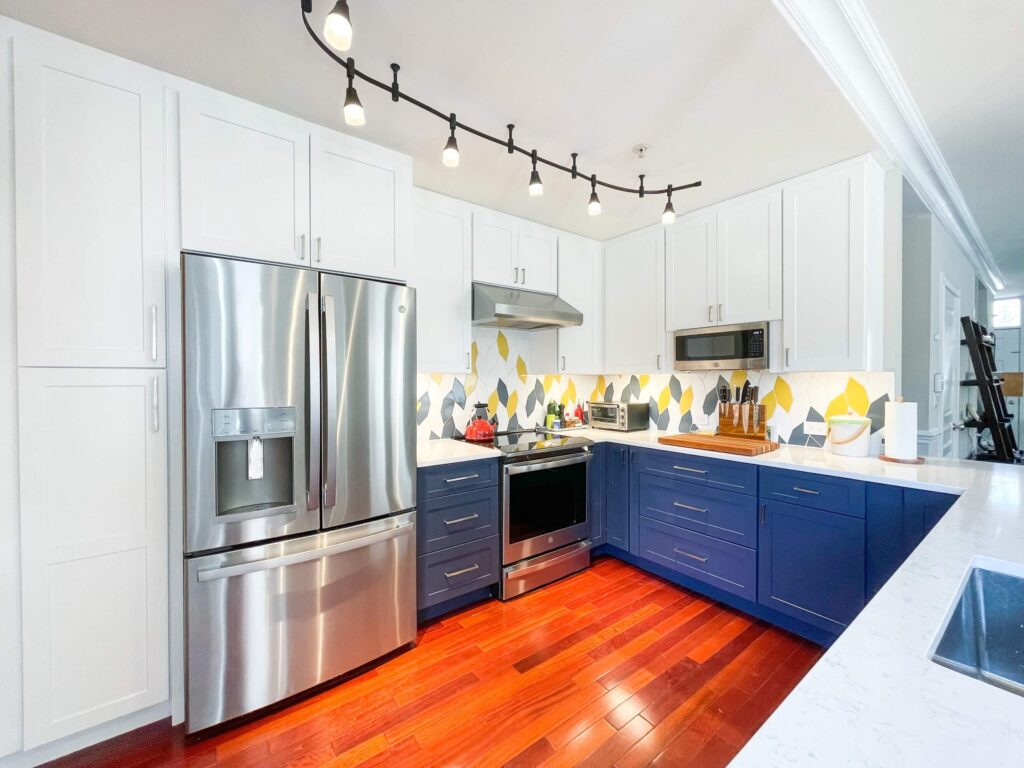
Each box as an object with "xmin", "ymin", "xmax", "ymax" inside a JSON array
[{"xmin": 182, "ymin": 253, "xmax": 416, "ymax": 733}]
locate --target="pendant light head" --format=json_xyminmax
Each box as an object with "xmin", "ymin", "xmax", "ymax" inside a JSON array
[
  {"xmin": 442, "ymin": 113, "xmax": 460, "ymax": 167},
  {"xmin": 324, "ymin": 0, "xmax": 353, "ymax": 52},
  {"xmin": 662, "ymin": 187, "xmax": 676, "ymax": 225},
  {"xmin": 588, "ymin": 175, "xmax": 602, "ymax": 216},
  {"xmin": 528, "ymin": 150, "xmax": 543, "ymax": 197},
  {"xmin": 342, "ymin": 58, "xmax": 364, "ymax": 126}
]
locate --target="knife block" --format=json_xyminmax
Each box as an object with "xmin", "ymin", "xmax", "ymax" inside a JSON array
[{"xmin": 716, "ymin": 403, "xmax": 768, "ymax": 440}]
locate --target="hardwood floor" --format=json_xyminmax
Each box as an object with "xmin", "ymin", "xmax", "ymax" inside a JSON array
[{"xmin": 48, "ymin": 557, "xmax": 822, "ymax": 768}]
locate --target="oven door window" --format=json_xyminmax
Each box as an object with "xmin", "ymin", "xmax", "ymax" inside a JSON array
[
  {"xmin": 677, "ymin": 329, "xmax": 747, "ymax": 362},
  {"xmin": 507, "ymin": 460, "xmax": 587, "ymax": 545}
]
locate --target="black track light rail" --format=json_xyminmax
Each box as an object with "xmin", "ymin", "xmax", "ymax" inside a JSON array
[{"xmin": 300, "ymin": 3, "xmax": 702, "ymax": 199}]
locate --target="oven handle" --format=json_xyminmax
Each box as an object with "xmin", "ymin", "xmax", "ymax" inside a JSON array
[
  {"xmin": 505, "ymin": 540, "xmax": 592, "ymax": 580},
  {"xmin": 504, "ymin": 451, "xmax": 593, "ymax": 476}
]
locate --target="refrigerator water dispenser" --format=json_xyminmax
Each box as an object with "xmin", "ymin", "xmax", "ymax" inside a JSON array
[{"xmin": 212, "ymin": 407, "xmax": 297, "ymax": 517}]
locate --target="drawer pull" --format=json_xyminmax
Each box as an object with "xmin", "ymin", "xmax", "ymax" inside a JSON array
[
  {"xmin": 446, "ymin": 473, "xmax": 480, "ymax": 484},
  {"xmin": 792, "ymin": 486, "xmax": 820, "ymax": 495},
  {"xmin": 672, "ymin": 465, "xmax": 707, "ymax": 475},
  {"xmin": 444, "ymin": 563, "xmax": 480, "ymax": 579},
  {"xmin": 673, "ymin": 548, "xmax": 708, "ymax": 564},
  {"xmin": 673, "ymin": 501, "xmax": 708, "ymax": 514},
  {"xmin": 443, "ymin": 513, "xmax": 480, "ymax": 526}
]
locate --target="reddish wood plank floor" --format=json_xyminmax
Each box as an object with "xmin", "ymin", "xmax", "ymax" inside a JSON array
[{"xmin": 47, "ymin": 557, "xmax": 821, "ymax": 768}]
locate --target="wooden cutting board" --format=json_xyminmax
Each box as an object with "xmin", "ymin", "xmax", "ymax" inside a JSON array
[{"xmin": 657, "ymin": 433, "xmax": 779, "ymax": 456}]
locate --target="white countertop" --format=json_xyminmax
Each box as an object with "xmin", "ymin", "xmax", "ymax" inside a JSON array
[
  {"xmin": 416, "ymin": 438, "xmax": 500, "ymax": 468},
  {"xmin": 417, "ymin": 429, "xmax": 1024, "ymax": 766}
]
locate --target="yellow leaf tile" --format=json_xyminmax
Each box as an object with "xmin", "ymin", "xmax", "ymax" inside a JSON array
[
  {"xmin": 679, "ymin": 386, "xmax": 694, "ymax": 414},
  {"xmin": 543, "ymin": 375, "xmax": 555, "ymax": 394},
  {"xmin": 465, "ymin": 371, "xmax": 477, "ymax": 396},
  {"xmin": 471, "ymin": 341, "xmax": 479, "ymax": 372},
  {"xmin": 762, "ymin": 391, "xmax": 777, "ymax": 422},
  {"xmin": 496, "ymin": 331, "xmax": 509, "ymax": 361},
  {"xmin": 774, "ymin": 377, "xmax": 793, "ymax": 412},
  {"xmin": 506, "ymin": 390, "xmax": 518, "ymax": 416},
  {"xmin": 658, "ymin": 386, "xmax": 671, "ymax": 412},
  {"xmin": 730, "ymin": 370, "xmax": 748, "ymax": 389},
  {"xmin": 845, "ymin": 377, "xmax": 870, "ymax": 416},
  {"xmin": 825, "ymin": 393, "xmax": 850, "ymax": 422},
  {"xmin": 639, "ymin": 375, "xmax": 650, "ymax": 389},
  {"xmin": 566, "ymin": 379, "xmax": 577, "ymax": 405},
  {"xmin": 516, "ymin": 356, "xmax": 528, "ymax": 384},
  {"xmin": 487, "ymin": 390, "xmax": 499, "ymax": 417},
  {"xmin": 430, "ymin": 373, "xmax": 443, "ymax": 386}
]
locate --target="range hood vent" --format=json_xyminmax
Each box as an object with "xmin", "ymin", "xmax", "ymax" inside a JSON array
[{"xmin": 472, "ymin": 283, "xmax": 583, "ymax": 331}]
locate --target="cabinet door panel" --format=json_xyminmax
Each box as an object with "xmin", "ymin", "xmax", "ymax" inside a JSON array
[
  {"xmin": 311, "ymin": 130, "xmax": 411, "ymax": 280},
  {"xmin": 666, "ymin": 211, "xmax": 715, "ymax": 330},
  {"xmin": 410, "ymin": 190, "xmax": 472, "ymax": 372},
  {"xmin": 588, "ymin": 444, "xmax": 607, "ymax": 546},
  {"xmin": 716, "ymin": 189, "xmax": 782, "ymax": 324},
  {"xmin": 604, "ymin": 229, "xmax": 667, "ymax": 372},
  {"xmin": 19, "ymin": 369, "xmax": 168, "ymax": 748},
  {"xmin": 180, "ymin": 88, "xmax": 310, "ymax": 264},
  {"xmin": 517, "ymin": 222, "xmax": 558, "ymax": 294},
  {"xmin": 14, "ymin": 35, "xmax": 165, "ymax": 367},
  {"xmin": 606, "ymin": 445, "xmax": 630, "ymax": 549},
  {"xmin": 472, "ymin": 209, "xmax": 517, "ymax": 287},
  {"xmin": 557, "ymin": 235, "xmax": 603, "ymax": 373}
]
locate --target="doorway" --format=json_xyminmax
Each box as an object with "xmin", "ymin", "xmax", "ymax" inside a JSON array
[{"xmin": 938, "ymin": 273, "xmax": 962, "ymax": 458}]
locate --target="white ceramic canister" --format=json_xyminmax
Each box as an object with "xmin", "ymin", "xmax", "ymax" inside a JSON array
[{"xmin": 826, "ymin": 414, "xmax": 872, "ymax": 457}]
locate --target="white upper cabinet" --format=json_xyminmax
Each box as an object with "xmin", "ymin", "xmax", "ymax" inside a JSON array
[
  {"xmin": 715, "ymin": 188, "xmax": 782, "ymax": 325},
  {"xmin": 13, "ymin": 35, "xmax": 166, "ymax": 368},
  {"xmin": 18, "ymin": 368, "xmax": 168, "ymax": 749},
  {"xmin": 472, "ymin": 209, "xmax": 558, "ymax": 293},
  {"xmin": 557, "ymin": 235, "xmax": 603, "ymax": 374},
  {"xmin": 666, "ymin": 211, "xmax": 716, "ymax": 331},
  {"xmin": 782, "ymin": 157, "xmax": 883, "ymax": 371},
  {"xmin": 409, "ymin": 190, "xmax": 473, "ymax": 373},
  {"xmin": 180, "ymin": 88, "xmax": 310, "ymax": 265},
  {"xmin": 310, "ymin": 129, "xmax": 412, "ymax": 280},
  {"xmin": 604, "ymin": 228, "xmax": 667, "ymax": 373}
]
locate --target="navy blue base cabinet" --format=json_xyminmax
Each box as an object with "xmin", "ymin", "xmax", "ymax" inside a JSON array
[
  {"xmin": 605, "ymin": 444, "xmax": 631, "ymax": 550},
  {"xmin": 588, "ymin": 443, "xmax": 607, "ymax": 547}
]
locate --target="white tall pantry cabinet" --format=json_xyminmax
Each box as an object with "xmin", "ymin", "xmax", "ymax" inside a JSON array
[{"xmin": 604, "ymin": 228, "xmax": 667, "ymax": 373}]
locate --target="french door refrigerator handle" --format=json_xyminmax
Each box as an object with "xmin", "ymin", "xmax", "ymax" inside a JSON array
[
  {"xmin": 306, "ymin": 292, "xmax": 321, "ymax": 510},
  {"xmin": 195, "ymin": 520, "xmax": 414, "ymax": 582},
  {"xmin": 323, "ymin": 294, "xmax": 338, "ymax": 510}
]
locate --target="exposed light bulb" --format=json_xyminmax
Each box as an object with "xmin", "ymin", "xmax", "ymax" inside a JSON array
[
  {"xmin": 529, "ymin": 170, "xmax": 544, "ymax": 197},
  {"xmin": 588, "ymin": 191, "xmax": 602, "ymax": 216},
  {"xmin": 442, "ymin": 135, "xmax": 460, "ymax": 167},
  {"xmin": 323, "ymin": 0, "xmax": 353, "ymax": 52},
  {"xmin": 662, "ymin": 199, "xmax": 676, "ymax": 225},
  {"xmin": 343, "ymin": 86, "xmax": 365, "ymax": 126}
]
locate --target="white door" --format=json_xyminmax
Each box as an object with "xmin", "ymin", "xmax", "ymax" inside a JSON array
[
  {"xmin": 180, "ymin": 88, "xmax": 310, "ymax": 265},
  {"xmin": 716, "ymin": 188, "xmax": 782, "ymax": 324},
  {"xmin": 938, "ymin": 275, "xmax": 962, "ymax": 458},
  {"xmin": 557, "ymin": 235, "xmax": 603, "ymax": 373},
  {"xmin": 19, "ymin": 368, "xmax": 168, "ymax": 748},
  {"xmin": 472, "ymin": 209, "xmax": 518, "ymax": 288},
  {"xmin": 782, "ymin": 163, "xmax": 866, "ymax": 371},
  {"xmin": 604, "ymin": 229, "xmax": 667, "ymax": 373},
  {"xmin": 517, "ymin": 222, "xmax": 559, "ymax": 294},
  {"xmin": 665, "ymin": 211, "xmax": 716, "ymax": 331},
  {"xmin": 13, "ymin": 35, "xmax": 166, "ymax": 368},
  {"xmin": 310, "ymin": 129, "xmax": 411, "ymax": 280},
  {"xmin": 409, "ymin": 190, "xmax": 473, "ymax": 373}
]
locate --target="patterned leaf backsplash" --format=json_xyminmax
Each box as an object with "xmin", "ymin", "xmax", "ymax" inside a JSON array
[{"xmin": 416, "ymin": 330, "xmax": 895, "ymax": 448}]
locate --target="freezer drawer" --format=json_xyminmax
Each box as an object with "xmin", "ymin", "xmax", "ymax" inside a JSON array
[{"xmin": 185, "ymin": 512, "xmax": 415, "ymax": 733}]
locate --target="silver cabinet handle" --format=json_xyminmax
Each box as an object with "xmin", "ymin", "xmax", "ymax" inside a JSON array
[
  {"xmin": 298, "ymin": 233, "xmax": 306, "ymax": 261},
  {"xmin": 444, "ymin": 563, "xmax": 480, "ymax": 579},
  {"xmin": 718, "ymin": 304, "xmax": 723, "ymax": 322},
  {"xmin": 792, "ymin": 486, "xmax": 820, "ymax": 495},
  {"xmin": 521, "ymin": 267, "xmax": 526, "ymax": 285},
  {"xmin": 306, "ymin": 292, "xmax": 321, "ymax": 511},
  {"xmin": 673, "ymin": 548, "xmax": 708, "ymax": 563},
  {"xmin": 785, "ymin": 347, "xmax": 791, "ymax": 367},
  {"xmin": 150, "ymin": 305, "xmax": 158, "ymax": 361},
  {"xmin": 444, "ymin": 513, "xmax": 480, "ymax": 526},
  {"xmin": 513, "ymin": 266, "xmax": 519, "ymax": 284},
  {"xmin": 708, "ymin": 305, "xmax": 713, "ymax": 323},
  {"xmin": 322, "ymin": 295, "xmax": 338, "ymax": 509},
  {"xmin": 672, "ymin": 465, "xmax": 707, "ymax": 475},
  {"xmin": 445, "ymin": 473, "xmax": 480, "ymax": 484},
  {"xmin": 151, "ymin": 376, "xmax": 160, "ymax": 432},
  {"xmin": 562, "ymin": 355, "xmax": 566, "ymax": 371},
  {"xmin": 315, "ymin": 235, "xmax": 323, "ymax": 263},
  {"xmin": 673, "ymin": 501, "xmax": 708, "ymax": 514},
  {"xmin": 760, "ymin": 504, "xmax": 767, "ymax": 526},
  {"xmin": 466, "ymin": 352, "xmax": 471, "ymax": 370},
  {"xmin": 657, "ymin": 353, "xmax": 662, "ymax": 370}
]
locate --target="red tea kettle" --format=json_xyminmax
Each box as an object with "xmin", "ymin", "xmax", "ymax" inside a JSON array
[{"xmin": 465, "ymin": 403, "xmax": 496, "ymax": 443}]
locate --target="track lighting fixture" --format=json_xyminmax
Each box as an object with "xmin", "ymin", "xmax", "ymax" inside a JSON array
[
  {"xmin": 323, "ymin": 0, "xmax": 353, "ymax": 52},
  {"xmin": 588, "ymin": 176, "xmax": 602, "ymax": 216},
  {"xmin": 529, "ymin": 150, "xmax": 543, "ymax": 197},
  {"xmin": 342, "ymin": 58, "xmax": 364, "ymax": 126},
  {"xmin": 442, "ymin": 113, "xmax": 460, "ymax": 168},
  {"xmin": 662, "ymin": 187, "xmax": 676, "ymax": 225}
]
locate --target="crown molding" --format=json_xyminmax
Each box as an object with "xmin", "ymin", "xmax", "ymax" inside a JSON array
[{"xmin": 772, "ymin": 0, "xmax": 1006, "ymax": 292}]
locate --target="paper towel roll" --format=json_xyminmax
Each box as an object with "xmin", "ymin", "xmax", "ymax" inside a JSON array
[{"xmin": 884, "ymin": 401, "xmax": 918, "ymax": 461}]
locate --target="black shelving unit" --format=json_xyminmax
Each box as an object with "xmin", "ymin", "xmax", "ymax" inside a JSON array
[{"xmin": 960, "ymin": 316, "xmax": 1019, "ymax": 463}]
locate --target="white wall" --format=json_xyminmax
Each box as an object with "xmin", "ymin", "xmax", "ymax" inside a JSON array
[{"xmin": 901, "ymin": 214, "xmax": 932, "ymax": 430}]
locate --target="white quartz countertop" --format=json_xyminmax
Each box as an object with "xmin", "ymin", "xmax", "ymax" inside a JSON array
[
  {"xmin": 416, "ymin": 438, "xmax": 500, "ymax": 468},
  {"xmin": 418, "ymin": 429, "xmax": 1024, "ymax": 766}
]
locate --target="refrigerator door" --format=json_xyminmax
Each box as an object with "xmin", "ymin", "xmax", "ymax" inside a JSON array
[
  {"xmin": 184, "ymin": 253, "xmax": 321, "ymax": 553},
  {"xmin": 185, "ymin": 512, "xmax": 416, "ymax": 733},
  {"xmin": 321, "ymin": 274, "xmax": 416, "ymax": 529}
]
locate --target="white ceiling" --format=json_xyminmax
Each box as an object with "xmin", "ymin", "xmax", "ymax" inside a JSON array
[
  {"xmin": 863, "ymin": 0, "xmax": 1024, "ymax": 296},
  {"xmin": 0, "ymin": 0, "xmax": 876, "ymax": 240}
]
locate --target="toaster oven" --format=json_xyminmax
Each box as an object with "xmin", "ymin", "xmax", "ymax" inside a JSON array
[{"xmin": 588, "ymin": 402, "xmax": 649, "ymax": 432}]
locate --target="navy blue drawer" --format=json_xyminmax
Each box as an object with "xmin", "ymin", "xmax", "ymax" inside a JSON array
[
  {"xmin": 759, "ymin": 467, "xmax": 865, "ymax": 518},
  {"xmin": 637, "ymin": 516, "xmax": 756, "ymax": 601},
  {"xmin": 418, "ymin": 459, "xmax": 499, "ymax": 499},
  {"xmin": 417, "ymin": 536, "xmax": 499, "ymax": 609},
  {"xmin": 638, "ymin": 449, "xmax": 756, "ymax": 496},
  {"xmin": 419, "ymin": 487, "xmax": 499, "ymax": 555},
  {"xmin": 637, "ymin": 473, "xmax": 757, "ymax": 548}
]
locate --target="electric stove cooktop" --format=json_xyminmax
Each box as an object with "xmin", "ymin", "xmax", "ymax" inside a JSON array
[{"xmin": 458, "ymin": 429, "xmax": 593, "ymax": 459}]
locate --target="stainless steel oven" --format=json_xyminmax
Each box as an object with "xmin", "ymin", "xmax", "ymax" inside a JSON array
[
  {"xmin": 500, "ymin": 449, "xmax": 592, "ymax": 599},
  {"xmin": 673, "ymin": 321, "xmax": 769, "ymax": 371}
]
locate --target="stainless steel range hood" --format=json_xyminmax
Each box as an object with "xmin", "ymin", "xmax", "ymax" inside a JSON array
[{"xmin": 472, "ymin": 283, "xmax": 583, "ymax": 330}]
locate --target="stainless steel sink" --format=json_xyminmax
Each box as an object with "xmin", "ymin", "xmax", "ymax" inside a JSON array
[{"xmin": 930, "ymin": 560, "xmax": 1024, "ymax": 696}]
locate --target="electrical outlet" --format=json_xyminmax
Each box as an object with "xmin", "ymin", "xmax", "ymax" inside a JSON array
[{"xmin": 804, "ymin": 421, "xmax": 827, "ymax": 437}]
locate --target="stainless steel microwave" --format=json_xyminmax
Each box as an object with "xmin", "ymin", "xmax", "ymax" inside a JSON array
[{"xmin": 672, "ymin": 321, "xmax": 769, "ymax": 371}]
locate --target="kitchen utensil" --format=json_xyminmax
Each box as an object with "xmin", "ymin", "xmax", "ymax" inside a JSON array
[
  {"xmin": 465, "ymin": 403, "xmax": 496, "ymax": 442},
  {"xmin": 658, "ymin": 433, "xmax": 779, "ymax": 456}
]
